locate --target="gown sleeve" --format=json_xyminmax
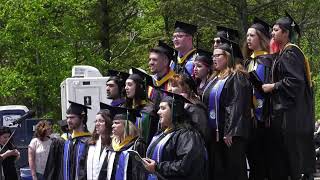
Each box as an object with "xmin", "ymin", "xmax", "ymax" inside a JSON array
[
  {"xmin": 273, "ymin": 46, "xmax": 306, "ymax": 110},
  {"xmin": 223, "ymin": 72, "xmax": 252, "ymax": 138},
  {"xmin": 43, "ymin": 138, "xmax": 65, "ymax": 180},
  {"xmin": 156, "ymin": 129, "xmax": 206, "ymax": 177}
]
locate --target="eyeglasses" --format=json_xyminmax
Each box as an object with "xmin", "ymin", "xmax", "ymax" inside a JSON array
[
  {"xmin": 212, "ymin": 53, "xmax": 224, "ymax": 58},
  {"xmin": 172, "ymin": 34, "xmax": 189, "ymax": 40}
]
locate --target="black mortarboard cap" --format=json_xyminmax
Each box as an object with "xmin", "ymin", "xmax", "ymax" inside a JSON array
[
  {"xmin": 216, "ymin": 26, "xmax": 239, "ymax": 41},
  {"xmin": 159, "ymin": 89, "xmax": 191, "ymax": 120},
  {"xmin": 66, "ymin": 101, "xmax": 91, "ymax": 116},
  {"xmin": 131, "ymin": 67, "xmax": 154, "ymax": 87},
  {"xmin": 251, "ymin": 17, "xmax": 271, "ymax": 38},
  {"xmin": 219, "ymin": 37, "xmax": 243, "ymax": 60},
  {"xmin": 151, "ymin": 40, "xmax": 175, "ymax": 61},
  {"xmin": 99, "ymin": 102, "xmax": 140, "ymax": 123},
  {"xmin": 275, "ymin": 11, "xmax": 301, "ymax": 37},
  {"xmin": 107, "ymin": 70, "xmax": 130, "ymax": 82},
  {"xmin": 174, "ymin": 21, "xmax": 197, "ymax": 36},
  {"xmin": 195, "ymin": 49, "xmax": 213, "ymax": 67}
]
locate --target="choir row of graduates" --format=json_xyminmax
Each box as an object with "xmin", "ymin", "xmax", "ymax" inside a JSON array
[{"xmin": 43, "ymin": 12, "xmax": 315, "ymax": 180}]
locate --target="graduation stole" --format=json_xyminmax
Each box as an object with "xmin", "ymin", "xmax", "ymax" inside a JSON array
[
  {"xmin": 115, "ymin": 146, "xmax": 133, "ymax": 180},
  {"xmin": 204, "ymin": 76, "xmax": 228, "ymax": 141},
  {"xmin": 249, "ymin": 51, "xmax": 269, "ymax": 121},
  {"xmin": 87, "ymin": 137, "xmax": 108, "ymax": 180},
  {"xmin": 112, "ymin": 136, "xmax": 135, "ymax": 152},
  {"xmin": 146, "ymin": 131, "xmax": 175, "ymax": 180},
  {"xmin": 135, "ymin": 112, "xmax": 151, "ymax": 143},
  {"xmin": 176, "ymin": 48, "xmax": 197, "ymax": 74},
  {"xmin": 63, "ymin": 136, "xmax": 88, "ymax": 180},
  {"xmin": 283, "ymin": 43, "xmax": 312, "ymax": 88},
  {"xmin": 147, "ymin": 70, "xmax": 175, "ymax": 100}
]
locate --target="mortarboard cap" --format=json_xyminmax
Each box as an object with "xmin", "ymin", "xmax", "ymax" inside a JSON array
[
  {"xmin": 99, "ymin": 102, "xmax": 140, "ymax": 123},
  {"xmin": 107, "ymin": 70, "xmax": 130, "ymax": 82},
  {"xmin": 195, "ymin": 49, "xmax": 213, "ymax": 67},
  {"xmin": 159, "ymin": 89, "xmax": 191, "ymax": 121},
  {"xmin": 151, "ymin": 40, "xmax": 175, "ymax": 61},
  {"xmin": 66, "ymin": 101, "xmax": 91, "ymax": 116},
  {"xmin": 219, "ymin": 37, "xmax": 243, "ymax": 60},
  {"xmin": 174, "ymin": 21, "xmax": 197, "ymax": 36},
  {"xmin": 251, "ymin": 17, "xmax": 271, "ymax": 38},
  {"xmin": 275, "ymin": 11, "xmax": 301, "ymax": 38},
  {"xmin": 216, "ymin": 26, "xmax": 239, "ymax": 41},
  {"xmin": 131, "ymin": 67, "xmax": 155, "ymax": 87}
]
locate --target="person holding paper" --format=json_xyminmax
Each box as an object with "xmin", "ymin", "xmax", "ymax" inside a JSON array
[
  {"xmin": 242, "ymin": 17, "xmax": 273, "ymax": 180},
  {"xmin": 143, "ymin": 91, "xmax": 208, "ymax": 180}
]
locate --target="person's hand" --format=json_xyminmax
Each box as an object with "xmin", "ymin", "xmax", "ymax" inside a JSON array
[
  {"xmin": 142, "ymin": 158, "xmax": 156, "ymax": 173},
  {"xmin": 262, "ymin": 83, "xmax": 275, "ymax": 93},
  {"xmin": 223, "ymin": 135, "xmax": 233, "ymax": 147}
]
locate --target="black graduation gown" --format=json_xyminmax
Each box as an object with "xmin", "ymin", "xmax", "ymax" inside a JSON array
[
  {"xmin": 147, "ymin": 125, "xmax": 208, "ymax": 180},
  {"xmin": 269, "ymin": 44, "xmax": 315, "ymax": 179},
  {"xmin": 244, "ymin": 53, "xmax": 273, "ymax": 180},
  {"xmin": 184, "ymin": 102, "xmax": 211, "ymax": 145},
  {"xmin": 202, "ymin": 72, "xmax": 252, "ymax": 180},
  {"xmin": 0, "ymin": 145, "xmax": 18, "ymax": 180},
  {"xmin": 44, "ymin": 135, "xmax": 91, "ymax": 180},
  {"xmin": 98, "ymin": 137, "xmax": 146, "ymax": 180}
]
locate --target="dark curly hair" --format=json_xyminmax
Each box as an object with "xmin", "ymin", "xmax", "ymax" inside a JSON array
[{"xmin": 34, "ymin": 120, "xmax": 52, "ymax": 141}]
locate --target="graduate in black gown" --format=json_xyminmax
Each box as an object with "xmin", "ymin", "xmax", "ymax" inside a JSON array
[
  {"xmin": 106, "ymin": 70, "xmax": 129, "ymax": 107},
  {"xmin": 202, "ymin": 39, "xmax": 251, "ymax": 180},
  {"xmin": 148, "ymin": 40, "xmax": 176, "ymax": 107},
  {"xmin": 143, "ymin": 91, "xmax": 208, "ymax": 180},
  {"xmin": 262, "ymin": 12, "xmax": 315, "ymax": 180},
  {"xmin": 243, "ymin": 17, "xmax": 273, "ymax": 180},
  {"xmin": 97, "ymin": 104, "xmax": 146, "ymax": 180},
  {"xmin": 44, "ymin": 101, "xmax": 91, "ymax": 180},
  {"xmin": 125, "ymin": 68, "xmax": 157, "ymax": 144}
]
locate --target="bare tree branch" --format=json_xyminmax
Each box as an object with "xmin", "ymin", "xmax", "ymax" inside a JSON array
[
  {"xmin": 109, "ymin": 32, "xmax": 139, "ymax": 61},
  {"xmin": 249, "ymin": 0, "xmax": 288, "ymax": 14}
]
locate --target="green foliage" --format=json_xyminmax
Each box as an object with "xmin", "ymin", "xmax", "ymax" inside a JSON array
[{"xmin": 0, "ymin": 0, "xmax": 319, "ymax": 121}]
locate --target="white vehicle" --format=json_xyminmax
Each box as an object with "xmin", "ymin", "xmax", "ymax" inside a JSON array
[{"xmin": 60, "ymin": 65, "xmax": 110, "ymax": 132}]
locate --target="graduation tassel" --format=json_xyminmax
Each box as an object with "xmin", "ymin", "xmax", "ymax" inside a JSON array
[
  {"xmin": 216, "ymin": 129, "xmax": 219, "ymax": 142},
  {"xmin": 125, "ymin": 109, "xmax": 129, "ymax": 138}
]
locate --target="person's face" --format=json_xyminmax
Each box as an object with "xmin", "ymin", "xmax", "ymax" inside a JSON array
[
  {"xmin": 172, "ymin": 32, "xmax": 191, "ymax": 51},
  {"xmin": 271, "ymin": 24, "xmax": 288, "ymax": 44},
  {"xmin": 95, "ymin": 114, "xmax": 106, "ymax": 135},
  {"xmin": 194, "ymin": 61, "xmax": 210, "ymax": 79},
  {"xmin": 213, "ymin": 37, "xmax": 222, "ymax": 49},
  {"xmin": 106, "ymin": 80, "xmax": 120, "ymax": 99},
  {"xmin": 125, "ymin": 79, "xmax": 136, "ymax": 99},
  {"xmin": 247, "ymin": 28, "xmax": 261, "ymax": 51},
  {"xmin": 112, "ymin": 120, "xmax": 124, "ymax": 137},
  {"xmin": 0, "ymin": 133, "xmax": 10, "ymax": 146},
  {"xmin": 213, "ymin": 49, "xmax": 228, "ymax": 71},
  {"xmin": 149, "ymin": 52, "xmax": 167, "ymax": 74},
  {"xmin": 45, "ymin": 125, "xmax": 53, "ymax": 136},
  {"xmin": 66, "ymin": 114, "xmax": 82, "ymax": 130},
  {"xmin": 157, "ymin": 102, "xmax": 172, "ymax": 130}
]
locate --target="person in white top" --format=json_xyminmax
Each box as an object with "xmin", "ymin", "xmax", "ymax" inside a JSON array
[
  {"xmin": 86, "ymin": 109, "xmax": 113, "ymax": 180},
  {"xmin": 28, "ymin": 120, "xmax": 53, "ymax": 180}
]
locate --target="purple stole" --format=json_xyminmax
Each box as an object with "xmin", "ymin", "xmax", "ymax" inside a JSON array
[
  {"xmin": 63, "ymin": 138, "xmax": 87, "ymax": 180},
  {"xmin": 115, "ymin": 149, "xmax": 131, "ymax": 180},
  {"xmin": 204, "ymin": 76, "xmax": 228, "ymax": 138},
  {"xmin": 146, "ymin": 132, "xmax": 175, "ymax": 180},
  {"xmin": 253, "ymin": 64, "xmax": 266, "ymax": 121}
]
